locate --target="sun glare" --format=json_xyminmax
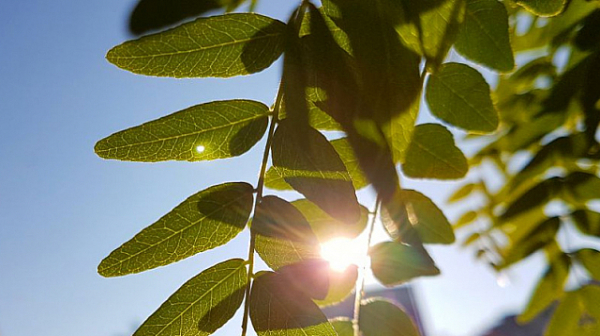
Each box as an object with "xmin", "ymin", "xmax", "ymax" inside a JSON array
[
  {"xmin": 320, "ymin": 237, "xmax": 361, "ymax": 272},
  {"xmin": 196, "ymin": 145, "xmax": 205, "ymax": 153}
]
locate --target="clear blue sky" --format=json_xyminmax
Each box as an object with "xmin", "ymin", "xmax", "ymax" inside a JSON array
[{"xmin": 0, "ymin": 1, "xmax": 546, "ymax": 335}]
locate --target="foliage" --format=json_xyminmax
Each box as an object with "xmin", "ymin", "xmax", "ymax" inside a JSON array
[{"xmin": 96, "ymin": 0, "xmax": 600, "ymax": 335}]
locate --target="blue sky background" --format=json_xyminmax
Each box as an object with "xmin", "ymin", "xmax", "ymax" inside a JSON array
[{"xmin": 0, "ymin": 1, "xmax": 549, "ymax": 335}]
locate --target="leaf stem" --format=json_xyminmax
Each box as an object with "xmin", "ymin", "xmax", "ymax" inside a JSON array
[
  {"xmin": 353, "ymin": 195, "xmax": 381, "ymax": 336},
  {"xmin": 240, "ymin": 81, "xmax": 283, "ymax": 336}
]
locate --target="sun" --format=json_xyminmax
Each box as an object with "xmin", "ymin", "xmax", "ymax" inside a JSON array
[{"xmin": 320, "ymin": 237, "xmax": 362, "ymax": 272}]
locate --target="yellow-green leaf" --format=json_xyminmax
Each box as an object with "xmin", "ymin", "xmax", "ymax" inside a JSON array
[
  {"xmin": 576, "ymin": 248, "xmax": 600, "ymax": 280},
  {"xmin": 314, "ymin": 265, "xmax": 358, "ymax": 307},
  {"xmin": 95, "ymin": 100, "xmax": 269, "ymax": 162},
  {"xmin": 107, "ymin": 13, "xmax": 286, "ymax": 78},
  {"xmin": 253, "ymin": 196, "xmax": 321, "ymax": 270},
  {"xmin": 271, "ymin": 121, "xmax": 360, "ymax": 223},
  {"xmin": 250, "ymin": 271, "xmax": 337, "ymax": 336},
  {"xmin": 359, "ymin": 299, "xmax": 421, "ymax": 336},
  {"xmin": 329, "ymin": 318, "xmax": 353, "ymax": 336},
  {"xmin": 426, "ymin": 63, "xmax": 498, "ymax": 133},
  {"xmin": 454, "ymin": 0, "xmax": 514, "ymax": 72},
  {"xmin": 98, "ymin": 182, "xmax": 253, "ymax": 277},
  {"xmin": 403, "ymin": 124, "xmax": 468, "ymax": 180},
  {"xmin": 133, "ymin": 259, "xmax": 247, "ymax": 336},
  {"xmin": 515, "ymin": 0, "xmax": 568, "ymax": 17},
  {"xmin": 370, "ymin": 242, "xmax": 440, "ymax": 286}
]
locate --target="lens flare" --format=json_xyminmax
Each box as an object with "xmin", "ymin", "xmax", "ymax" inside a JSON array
[{"xmin": 320, "ymin": 237, "xmax": 360, "ymax": 272}]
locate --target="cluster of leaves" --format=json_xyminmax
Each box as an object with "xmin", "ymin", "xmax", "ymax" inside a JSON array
[
  {"xmin": 96, "ymin": 0, "xmax": 600, "ymax": 335},
  {"xmin": 450, "ymin": 0, "xmax": 600, "ymax": 334}
]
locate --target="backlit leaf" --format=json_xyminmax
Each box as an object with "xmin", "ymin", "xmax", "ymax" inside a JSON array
[
  {"xmin": 403, "ymin": 124, "xmax": 468, "ymax": 179},
  {"xmin": 253, "ymin": 196, "xmax": 320, "ymax": 270},
  {"xmin": 519, "ymin": 254, "xmax": 570, "ymax": 323},
  {"xmin": 271, "ymin": 121, "xmax": 360, "ymax": 223},
  {"xmin": 292, "ymin": 199, "xmax": 368, "ymax": 242},
  {"xmin": 454, "ymin": 0, "xmax": 514, "ymax": 71},
  {"xmin": 314, "ymin": 265, "xmax": 358, "ymax": 307},
  {"xmin": 95, "ymin": 100, "xmax": 269, "ymax": 162},
  {"xmin": 576, "ymin": 248, "xmax": 600, "ymax": 280},
  {"xmin": 329, "ymin": 318, "xmax": 353, "ymax": 336},
  {"xmin": 515, "ymin": 0, "xmax": 568, "ymax": 17},
  {"xmin": 546, "ymin": 286, "xmax": 600, "ymax": 336},
  {"xmin": 499, "ymin": 217, "xmax": 560, "ymax": 268},
  {"xmin": 98, "ymin": 182, "xmax": 253, "ymax": 277},
  {"xmin": 250, "ymin": 271, "xmax": 337, "ymax": 336},
  {"xmin": 370, "ymin": 242, "xmax": 440, "ymax": 286},
  {"xmin": 426, "ymin": 63, "xmax": 498, "ymax": 133},
  {"xmin": 133, "ymin": 259, "xmax": 247, "ymax": 336},
  {"xmin": 501, "ymin": 177, "xmax": 560, "ymax": 220},
  {"xmin": 382, "ymin": 189, "xmax": 455, "ymax": 244},
  {"xmin": 448, "ymin": 183, "xmax": 477, "ymax": 203},
  {"xmin": 107, "ymin": 13, "xmax": 286, "ymax": 78},
  {"xmin": 359, "ymin": 299, "xmax": 420, "ymax": 336},
  {"xmin": 454, "ymin": 211, "xmax": 478, "ymax": 229}
]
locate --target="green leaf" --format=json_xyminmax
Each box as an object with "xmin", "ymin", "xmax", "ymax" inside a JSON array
[
  {"xmin": 276, "ymin": 259, "xmax": 330, "ymax": 300},
  {"xmin": 499, "ymin": 217, "xmax": 560, "ymax": 268},
  {"xmin": 426, "ymin": 63, "xmax": 498, "ymax": 133},
  {"xmin": 95, "ymin": 100, "xmax": 269, "ymax": 162},
  {"xmin": 382, "ymin": 189, "xmax": 455, "ymax": 244},
  {"xmin": 519, "ymin": 254, "xmax": 570, "ymax": 323},
  {"xmin": 249, "ymin": 271, "xmax": 337, "ymax": 336},
  {"xmin": 546, "ymin": 286, "xmax": 600, "ymax": 336},
  {"xmin": 515, "ymin": 0, "xmax": 568, "ymax": 17},
  {"xmin": 403, "ymin": 123, "xmax": 468, "ymax": 180},
  {"xmin": 128, "ymin": 0, "xmax": 246, "ymax": 35},
  {"xmin": 107, "ymin": 13, "xmax": 286, "ymax": 78},
  {"xmin": 314, "ymin": 265, "xmax": 358, "ymax": 307},
  {"xmin": 98, "ymin": 182, "xmax": 253, "ymax": 277},
  {"xmin": 359, "ymin": 299, "xmax": 421, "ymax": 336},
  {"xmin": 292, "ymin": 199, "xmax": 368, "ymax": 243},
  {"xmin": 133, "ymin": 259, "xmax": 247, "ymax": 336},
  {"xmin": 265, "ymin": 138, "xmax": 369, "ymax": 191},
  {"xmin": 253, "ymin": 196, "xmax": 321, "ymax": 270},
  {"xmin": 563, "ymin": 172, "xmax": 600, "ymax": 203},
  {"xmin": 571, "ymin": 209, "xmax": 600, "ymax": 236},
  {"xmin": 271, "ymin": 121, "xmax": 360, "ymax": 224},
  {"xmin": 329, "ymin": 318, "xmax": 353, "ymax": 336},
  {"xmin": 395, "ymin": 0, "xmax": 467, "ymax": 69},
  {"xmin": 454, "ymin": 0, "xmax": 514, "ymax": 72},
  {"xmin": 448, "ymin": 183, "xmax": 477, "ymax": 203},
  {"xmin": 576, "ymin": 248, "xmax": 600, "ymax": 280},
  {"xmin": 370, "ymin": 242, "xmax": 440, "ymax": 286},
  {"xmin": 501, "ymin": 177, "xmax": 560, "ymax": 220}
]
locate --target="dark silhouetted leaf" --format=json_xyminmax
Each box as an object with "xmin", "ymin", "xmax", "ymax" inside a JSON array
[
  {"xmin": 107, "ymin": 13, "xmax": 286, "ymax": 78},
  {"xmin": 249, "ymin": 271, "xmax": 337, "ymax": 335},
  {"xmin": 426, "ymin": 63, "xmax": 498, "ymax": 133},
  {"xmin": 129, "ymin": 0, "xmax": 246, "ymax": 35},
  {"xmin": 314, "ymin": 265, "xmax": 358, "ymax": 307},
  {"xmin": 370, "ymin": 242, "xmax": 440, "ymax": 286},
  {"xmin": 98, "ymin": 182, "xmax": 253, "ymax": 277},
  {"xmin": 571, "ymin": 209, "xmax": 600, "ymax": 236},
  {"xmin": 576, "ymin": 248, "xmax": 600, "ymax": 280},
  {"xmin": 271, "ymin": 120, "xmax": 360, "ymax": 223},
  {"xmin": 253, "ymin": 196, "xmax": 320, "ymax": 270},
  {"xmin": 292, "ymin": 199, "xmax": 368, "ymax": 242},
  {"xmin": 575, "ymin": 10, "xmax": 600, "ymax": 51},
  {"xmin": 448, "ymin": 183, "xmax": 477, "ymax": 203},
  {"xmin": 329, "ymin": 318, "xmax": 353, "ymax": 336},
  {"xmin": 95, "ymin": 100, "xmax": 269, "ymax": 162},
  {"xmin": 454, "ymin": 0, "xmax": 514, "ymax": 71},
  {"xmin": 403, "ymin": 124, "xmax": 468, "ymax": 180},
  {"xmin": 519, "ymin": 254, "xmax": 570, "ymax": 323},
  {"xmin": 133, "ymin": 259, "xmax": 247, "ymax": 336},
  {"xmin": 277, "ymin": 259, "xmax": 330, "ymax": 300},
  {"xmin": 382, "ymin": 189, "xmax": 455, "ymax": 244},
  {"xmin": 359, "ymin": 299, "xmax": 420, "ymax": 336},
  {"xmin": 515, "ymin": 0, "xmax": 568, "ymax": 17}
]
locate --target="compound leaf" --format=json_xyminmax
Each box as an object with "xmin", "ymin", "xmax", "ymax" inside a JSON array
[
  {"xmin": 107, "ymin": 13, "xmax": 286, "ymax": 78},
  {"xmin": 250, "ymin": 271, "xmax": 337, "ymax": 336},
  {"xmin": 133, "ymin": 259, "xmax": 247, "ymax": 336},
  {"xmin": 359, "ymin": 299, "xmax": 420, "ymax": 336},
  {"xmin": 253, "ymin": 196, "xmax": 321, "ymax": 270},
  {"xmin": 370, "ymin": 241, "xmax": 440, "ymax": 286},
  {"xmin": 98, "ymin": 182, "xmax": 253, "ymax": 277},
  {"xmin": 95, "ymin": 100, "xmax": 269, "ymax": 162},
  {"xmin": 403, "ymin": 124, "xmax": 468, "ymax": 180},
  {"xmin": 426, "ymin": 63, "xmax": 498, "ymax": 133},
  {"xmin": 454, "ymin": 0, "xmax": 514, "ymax": 72}
]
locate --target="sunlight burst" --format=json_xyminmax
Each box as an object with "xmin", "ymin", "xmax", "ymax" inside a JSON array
[
  {"xmin": 196, "ymin": 145, "xmax": 205, "ymax": 153},
  {"xmin": 320, "ymin": 237, "xmax": 361, "ymax": 272}
]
